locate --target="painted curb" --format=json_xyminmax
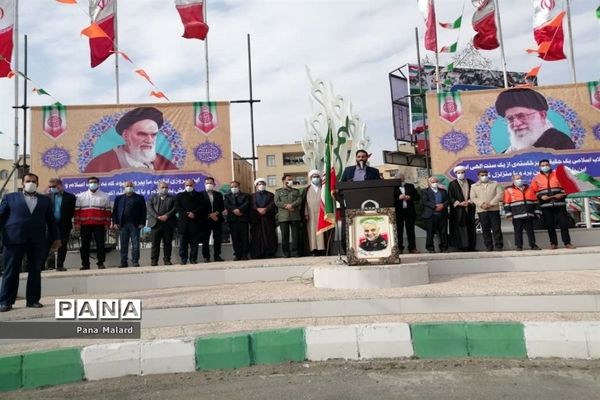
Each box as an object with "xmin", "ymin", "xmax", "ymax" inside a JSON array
[{"xmin": 1, "ymin": 321, "xmax": 599, "ymax": 393}]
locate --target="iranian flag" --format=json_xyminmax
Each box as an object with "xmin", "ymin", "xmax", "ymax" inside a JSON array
[
  {"xmin": 317, "ymin": 126, "xmax": 336, "ymax": 234},
  {"xmin": 472, "ymin": 0, "xmax": 499, "ymax": 50},
  {"xmin": 89, "ymin": 0, "xmax": 115, "ymax": 68},
  {"xmin": 417, "ymin": 0, "xmax": 438, "ymax": 52},
  {"xmin": 533, "ymin": 0, "xmax": 566, "ymax": 61},
  {"xmin": 175, "ymin": 0, "xmax": 209, "ymax": 40},
  {"xmin": 0, "ymin": 0, "xmax": 15, "ymax": 78},
  {"xmin": 555, "ymin": 165, "xmax": 600, "ymax": 195}
]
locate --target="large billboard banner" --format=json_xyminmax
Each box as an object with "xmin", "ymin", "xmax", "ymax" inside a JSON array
[
  {"xmin": 31, "ymin": 101, "xmax": 232, "ymax": 199},
  {"xmin": 426, "ymin": 82, "xmax": 600, "ymax": 183}
]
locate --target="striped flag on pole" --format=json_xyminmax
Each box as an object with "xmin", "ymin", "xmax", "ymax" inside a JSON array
[
  {"xmin": 89, "ymin": 0, "xmax": 115, "ymax": 68},
  {"xmin": 0, "ymin": 0, "xmax": 15, "ymax": 77},
  {"xmin": 175, "ymin": 0, "xmax": 209, "ymax": 40},
  {"xmin": 533, "ymin": 0, "xmax": 566, "ymax": 61},
  {"xmin": 317, "ymin": 125, "xmax": 336, "ymax": 234},
  {"xmin": 417, "ymin": 0, "xmax": 438, "ymax": 51}
]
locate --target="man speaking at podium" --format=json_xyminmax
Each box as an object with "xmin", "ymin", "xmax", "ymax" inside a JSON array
[{"xmin": 340, "ymin": 150, "xmax": 380, "ymax": 182}]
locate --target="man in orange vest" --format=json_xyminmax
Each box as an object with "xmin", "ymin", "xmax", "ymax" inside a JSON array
[
  {"xmin": 503, "ymin": 174, "xmax": 542, "ymax": 251},
  {"xmin": 530, "ymin": 159, "xmax": 575, "ymax": 249}
]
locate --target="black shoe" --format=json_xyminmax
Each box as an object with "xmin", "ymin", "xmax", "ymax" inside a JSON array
[
  {"xmin": 283, "ymin": 253, "xmax": 291, "ymax": 258},
  {"xmin": 56, "ymin": 267, "xmax": 67, "ymax": 272},
  {"xmin": 233, "ymin": 256, "xmax": 242, "ymax": 261},
  {"xmin": 485, "ymin": 248, "xmax": 493, "ymax": 252},
  {"xmin": 427, "ymin": 249, "xmax": 435, "ymax": 254},
  {"xmin": 150, "ymin": 261, "xmax": 158, "ymax": 266},
  {"xmin": 119, "ymin": 264, "xmax": 128, "ymax": 268},
  {"xmin": 80, "ymin": 266, "xmax": 90, "ymax": 270},
  {"xmin": 204, "ymin": 258, "xmax": 211, "ymax": 263},
  {"xmin": 164, "ymin": 260, "xmax": 172, "ymax": 266},
  {"xmin": 133, "ymin": 263, "xmax": 140, "ymax": 267},
  {"xmin": 26, "ymin": 302, "xmax": 43, "ymax": 308},
  {"xmin": 516, "ymin": 247, "xmax": 523, "ymax": 251},
  {"xmin": 189, "ymin": 259, "xmax": 198, "ymax": 264},
  {"xmin": 97, "ymin": 263, "xmax": 105, "ymax": 269},
  {"xmin": 494, "ymin": 248, "xmax": 503, "ymax": 252},
  {"xmin": 180, "ymin": 260, "xmax": 187, "ymax": 265},
  {"xmin": 214, "ymin": 256, "xmax": 224, "ymax": 262},
  {"xmin": 241, "ymin": 255, "xmax": 249, "ymax": 260},
  {"xmin": 531, "ymin": 245, "xmax": 542, "ymax": 250},
  {"xmin": 0, "ymin": 304, "xmax": 12, "ymax": 312}
]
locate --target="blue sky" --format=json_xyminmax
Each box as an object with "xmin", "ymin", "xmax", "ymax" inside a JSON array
[{"xmin": 0, "ymin": 0, "xmax": 598, "ymax": 166}]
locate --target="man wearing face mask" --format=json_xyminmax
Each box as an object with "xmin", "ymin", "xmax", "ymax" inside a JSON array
[
  {"xmin": 421, "ymin": 176, "xmax": 449, "ymax": 253},
  {"xmin": 200, "ymin": 177, "xmax": 225, "ymax": 262},
  {"xmin": 224, "ymin": 181, "xmax": 251, "ymax": 261},
  {"xmin": 470, "ymin": 169, "xmax": 504, "ymax": 251},
  {"xmin": 250, "ymin": 178, "xmax": 278, "ymax": 259},
  {"xmin": 447, "ymin": 166, "xmax": 477, "ymax": 252},
  {"xmin": 504, "ymin": 174, "xmax": 542, "ymax": 251},
  {"xmin": 75, "ymin": 177, "xmax": 111, "ymax": 270},
  {"xmin": 112, "ymin": 182, "xmax": 147, "ymax": 268},
  {"xmin": 531, "ymin": 159, "xmax": 575, "ymax": 249},
  {"xmin": 0, "ymin": 173, "xmax": 60, "ymax": 312},
  {"xmin": 301, "ymin": 170, "xmax": 327, "ymax": 256},
  {"xmin": 275, "ymin": 175, "xmax": 302, "ymax": 258},
  {"xmin": 147, "ymin": 182, "xmax": 177, "ymax": 266},
  {"xmin": 340, "ymin": 150, "xmax": 381, "ymax": 182},
  {"xmin": 393, "ymin": 173, "xmax": 420, "ymax": 254},
  {"xmin": 175, "ymin": 179, "xmax": 204, "ymax": 264},
  {"xmin": 43, "ymin": 178, "xmax": 76, "ymax": 271}
]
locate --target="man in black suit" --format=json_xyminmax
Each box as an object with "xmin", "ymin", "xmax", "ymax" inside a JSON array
[
  {"xmin": 447, "ymin": 166, "xmax": 477, "ymax": 252},
  {"xmin": 340, "ymin": 150, "xmax": 381, "ymax": 182},
  {"xmin": 422, "ymin": 176, "xmax": 449, "ymax": 253},
  {"xmin": 44, "ymin": 178, "xmax": 76, "ymax": 271},
  {"xmin": 0, "ymin": 173, "xmax": 60, "ymax": 312},
  {"xmin": 224, "ymin": 180, "xmax": 250, "ymax": 261},
  {"xmin": 175, "ymin": 179, "xmax": 204, "ymax": 264},
  {"xmin": 147, "ymin": 181, "xmax": 177, "ymax": 266},
  {"xmin": 112, "ymin": 181, "xmax": 147, "ymax": 268},
  {"xmin": 393, "ymin": 173, "xmax": 420, "ymax": 254},
  {"xmin": 200, "ymin": 177, "xmax": 225, "ymax": 262}
]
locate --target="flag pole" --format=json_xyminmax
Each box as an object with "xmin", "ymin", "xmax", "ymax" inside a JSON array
[
  {"xmin": 114, "ymin": 0, "xmax": 120, "ymax": 103},
  {"xmin": 432, "ymin": 0, "xmax": 440, "ymax": 93},
  {"xmin": 565, "ymin": 0, "xmax": 577, "ymax": 84},
  {"xmin": 12, "ymin": 0, "xmax": 19, "ymax": 191},
  {"xmin": 492, "ymin": 0, "xmax": 508, "ymax": 88},
  {"xmin": 204, "ymin": 0, "xmax": 210, "ymax": 101}
]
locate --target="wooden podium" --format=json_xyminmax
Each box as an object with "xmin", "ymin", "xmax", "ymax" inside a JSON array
[{"xmin": 337, "ymin": 179, "xmax": 403, "ymax": 265}]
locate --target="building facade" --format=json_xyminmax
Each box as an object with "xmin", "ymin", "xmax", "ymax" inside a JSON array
[
  {"xmin": 232, "ymin": 152, "xmax": 254, "ymax": 194},
  {"xmin": 256, "ymin": 143, "xmax": 308, "ymax": 189}
]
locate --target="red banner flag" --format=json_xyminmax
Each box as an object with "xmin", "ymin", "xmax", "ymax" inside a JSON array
[
  {"xmin": 0, "ymin": 0, "xmax": 15, "ymax": 78},
  {"xmin": 417, "ymin": 0, "xmax": 437, "ymax": 51},
  {"xmin": 533, "ymin": 0, "xmax": 566, "ymax": 61},
  {"xmin": 175, "ymin": 0, "xmax": 209, "ymax": 40},
  {"xmin": 89, "ymin": 0, "xmax": 115, "ymax": 68},
  {"xmin": 472, "ymin": 0, "xmax": 499, "ymax": 50}
]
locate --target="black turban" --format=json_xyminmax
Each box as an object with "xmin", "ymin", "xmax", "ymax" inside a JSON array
[
  {"xmin": 115, "ymin": 107, "xmax": 164, "ymax": 135},
  {"xmin": 494, "ymin": 88, "xmax": 548, "ymax": 118}
]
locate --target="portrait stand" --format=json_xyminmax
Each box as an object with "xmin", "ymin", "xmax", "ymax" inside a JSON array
[{"xmin": 337, "ymin": 179, "xmax": 404, "ymax": 266}]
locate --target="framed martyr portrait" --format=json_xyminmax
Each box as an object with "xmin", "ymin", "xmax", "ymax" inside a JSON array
[{"xmin": 346, "ymin": 207, "xmax": 400, "ymax": 266}]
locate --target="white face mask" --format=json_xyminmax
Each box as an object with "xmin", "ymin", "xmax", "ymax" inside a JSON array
[
  {"xmin": 430, "ymin": 182, "xmax": 438, "ymax": 189},
  {"xmin": 514, "ymin": 179, "xmax": 524, "ymax": 187},
  {"xmin": 159, "ymin": 188, "xmax": 168, "ymax": 195},
  {"xmin": 124, "ymin": 186, "xmax": 134, "ymax": 194},
  {"xmin": 456, "ymin": 173, "xmax": 465, "ymax": 180},
  {"xmin": 479, "ymin": 176, "xmax": 489, "ymax": 183},
  {"xmin": 285, "ymin": 180, "xmax": 294, "ymax": 187},
  {"xmin": 257, "ymin": 184, "xmax": 266, "ymax": 192},
  {"xmin": 24, "ymin": 182, "xmax": 38, "ymax": 193},
  {"xmin": 231, "ymin": 187, "xmax": 240, "ymax": 194},
  {"xmin": 185, "ymin": 185, "xmax": 194, "ymax": 192},
  {"xmin": 88, "ymin": 183, "xmax": 99, "ymax": 191},
  {"xmin": 205, "ymin": 183, "xmax": 214, "ymax": 191},
  {"xmin": 311, "ymin": 177, "xmax": 321, "ymax": 185}
]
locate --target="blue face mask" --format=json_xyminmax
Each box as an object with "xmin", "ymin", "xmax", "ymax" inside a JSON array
[
  {"xmin": 50, "ymin": 187, "xmax": 58, "ymax": 194},
  {"xmin": 540, "ymin": 166, "xmax": 551, "ymax": 173}
]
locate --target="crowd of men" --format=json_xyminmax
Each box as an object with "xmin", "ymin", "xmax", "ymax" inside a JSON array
[{"xmin": 0, "ymin": 153, "xmax": 579, "ymax": 312}]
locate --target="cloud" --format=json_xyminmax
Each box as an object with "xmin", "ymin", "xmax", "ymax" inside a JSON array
[{"xmin": 0, "ymin": 0, "xmax": 598, "ymax": 169}]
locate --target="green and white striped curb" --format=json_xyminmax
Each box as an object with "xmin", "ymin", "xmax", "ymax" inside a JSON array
[{"xmin": 2, "ymin": 322, "xmax": 600, "ymax": 392}]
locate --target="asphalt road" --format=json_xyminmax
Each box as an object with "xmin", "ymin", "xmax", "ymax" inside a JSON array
[{"xmin": 5, "ymin": 359, "xmax": 600, "ymax": 400}]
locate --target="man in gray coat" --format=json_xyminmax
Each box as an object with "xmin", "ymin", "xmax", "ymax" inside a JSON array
[{"xmin": 147, "ymin": 182, "xmax": 177, "ymax": 266}]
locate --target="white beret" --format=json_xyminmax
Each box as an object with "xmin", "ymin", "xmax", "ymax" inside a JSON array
[
  {"xmin": 453, "ymin": 165, "xmax": 467, "ymax": 173},
  {"xmin": 308, "ymin": 169, "xmax": 320, "ymax": 177},
  {"xmin": 254, "ymin": 178, "xmax": 266, "ymax": 186}
]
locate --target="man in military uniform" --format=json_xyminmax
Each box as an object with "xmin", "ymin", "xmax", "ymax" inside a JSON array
[
  {"xmin": 274, "ymin": 174, "xmax": 302, "ymax": 258},
  {"xmin": 359, "ymin": 219, "xmax": 388, "ymax": 252}
]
